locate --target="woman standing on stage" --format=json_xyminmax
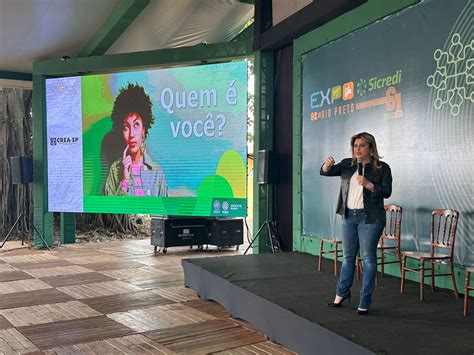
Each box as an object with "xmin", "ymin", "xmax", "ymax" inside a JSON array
[{"xmin": 320, "ymin": 132, "xmax": 392, "ymax": 315}]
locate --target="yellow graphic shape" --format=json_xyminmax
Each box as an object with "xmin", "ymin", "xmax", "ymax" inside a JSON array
[
  {"xmin": 331, "ymin": 85, "xmax": 342, "ymax": 101},
  {"xmin": 216, "ymin": 150, "xmax": 246, "ymax": 198},
  {"xmin": 82, "ymin": 75, "xmax": 114, "ymax": 131}
]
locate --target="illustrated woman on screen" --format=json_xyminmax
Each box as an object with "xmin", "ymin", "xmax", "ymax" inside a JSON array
[{"xmin": 104, "ymin": 83, "xmax": 167, "ymax": 197}]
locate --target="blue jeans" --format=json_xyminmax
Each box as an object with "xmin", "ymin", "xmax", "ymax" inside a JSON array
[{"xmin": 336, "ymin": 209, "xmax": 385, "ymax": 309}]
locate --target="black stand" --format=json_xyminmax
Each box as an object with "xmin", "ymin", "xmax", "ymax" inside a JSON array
[
  {"xmin": 1, "ymin": 212, "xmax": 51, "ymax": 250},
  {"xmin": 244, "ymin": 184, "xmax": 280, "ymax": 255}
]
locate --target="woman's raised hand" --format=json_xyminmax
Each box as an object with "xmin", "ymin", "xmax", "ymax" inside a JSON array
[
  {"xmin": 322, "ymin": 156, "xmax": 335, "ymax": 172},
  {"xmin": 122, "ymin": 144, "xmax": 132, "ymax": 181}
]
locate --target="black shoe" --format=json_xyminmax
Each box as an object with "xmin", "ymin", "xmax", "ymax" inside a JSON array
[
  {"xmin": 328, "ymin": 297, "xmax": 350, "ymax": 307},
  {"xmin": 357, "ymin": 308, "xmax": 369, "ymax": 315}
]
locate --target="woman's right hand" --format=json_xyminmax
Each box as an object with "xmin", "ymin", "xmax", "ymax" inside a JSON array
[
  {"xmin": 322, "ymin": 156, "xmax": 335, "ymax": 173},
  {"xmin": 122, "ymin": 144, "xmax": 131, "ymax": 181}
]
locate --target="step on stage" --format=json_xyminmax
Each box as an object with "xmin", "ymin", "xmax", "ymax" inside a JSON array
[{"xmin": 182, "ymin": 252, "xmax": 474, "ymax": 355}]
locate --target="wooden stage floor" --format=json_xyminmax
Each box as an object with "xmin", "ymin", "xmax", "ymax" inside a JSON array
[{"xmin": 0, "ymin": 240, "xmax": 295, "ymax": 354}]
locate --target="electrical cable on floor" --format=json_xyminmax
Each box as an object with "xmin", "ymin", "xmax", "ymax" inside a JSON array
[{"xmin": 244, "ymin": 217, "xmax": 253, "ymax": 244}]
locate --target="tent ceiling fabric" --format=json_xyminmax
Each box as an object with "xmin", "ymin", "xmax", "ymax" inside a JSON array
[
  {"xmin": 0, "ymin": 0, "xmax": 120, "ymax": 73},
  {"xmin": 0, "ymin": 0, "xmax": 253, "ymax": 74},
  {"xmin": 107, "ymin": 0, "xmax": 254, "ymax": 55}
]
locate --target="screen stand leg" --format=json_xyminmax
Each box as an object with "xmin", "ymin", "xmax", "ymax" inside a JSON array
[{"xmin": 1, "ymin": 213, "xmax": 51, "ymax": 250}]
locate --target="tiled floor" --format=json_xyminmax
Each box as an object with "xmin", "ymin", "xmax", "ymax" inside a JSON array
[{"xmin": 0, "ymin": 240, "xmax": 296, "ymax": 354}]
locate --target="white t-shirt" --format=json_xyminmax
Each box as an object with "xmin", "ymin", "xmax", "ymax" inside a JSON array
[{"xmin": 347, "ymin": 171, "xmax": 364, "ymax": 209}]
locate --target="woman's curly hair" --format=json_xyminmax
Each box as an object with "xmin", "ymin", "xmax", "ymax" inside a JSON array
[{"xmin": 110, "ymin": 83, "xmax": 155, "ymax": 138}]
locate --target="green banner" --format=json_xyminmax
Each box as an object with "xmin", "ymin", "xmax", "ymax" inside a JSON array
[{"xmin": 301, "ymin": 0, "xmax": 473, "ymax": 266}]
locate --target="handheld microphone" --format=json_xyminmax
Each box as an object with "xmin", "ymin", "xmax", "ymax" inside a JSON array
[{"xmin": 357, "ymin": 159, "xmax": 363, "ymax": 176}]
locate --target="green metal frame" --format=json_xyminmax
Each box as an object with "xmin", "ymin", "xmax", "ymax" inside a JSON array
[
  {"xmin": 0, "ymin": 71, "xmax": 32, "ymax": 81},
  {"xmin": 232, "ymin": 22, "xmax": 254, "ymax": 42},
  {"xmin": 60, "ymin": 213, "xmax": 76, "ymax": 244},
  {"xmin": 34, "ymin": 40, "xmax": 253, "ymax": 76},
  {"xmin": 33, "ymin": 39, "xmax": 253, "ymax": 247},
  {"xmin": 79, "ymin": 0, "xmax": 151, "ymax": 57},
  {"xmin": 291, "ymin": 0, "xmax": 465, "ymax": 291}
]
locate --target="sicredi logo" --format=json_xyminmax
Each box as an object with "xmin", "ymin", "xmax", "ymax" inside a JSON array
[
  {"xmin": 309, "ymin": 69, "xmax": 402, "ymax": 109},
  {"xmin": 309, "ymin": 69, "xmax": 404, "ymax": 121},
  {"xmin": 358, "ymin": 70, "xmax": 402, "ymax": 96}
]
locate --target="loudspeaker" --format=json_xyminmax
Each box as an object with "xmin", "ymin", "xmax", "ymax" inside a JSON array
[
  {"xmin": 150, "ymin": 216, "xmax": 208, "ymax": 250},
  {"xmin": 208, "ymin": 218, "xmax": 243, "ymax": 247},
  {"xmin": 257, "ymin": 149, "xmax": 276, "ymax": 184},
  {"xmin": 10, "ymin": 156, "xmax": 33, "ymax": 184}
]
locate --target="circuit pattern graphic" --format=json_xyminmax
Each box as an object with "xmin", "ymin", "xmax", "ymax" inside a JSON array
[{"xmin": 426, "ymin": 33, "xmax": 473, "ymax": 116}]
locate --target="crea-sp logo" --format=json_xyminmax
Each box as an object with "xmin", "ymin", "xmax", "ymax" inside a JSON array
[{"xmin": 49, "ymin": 136, "xmax": 79, "ymax": 145}]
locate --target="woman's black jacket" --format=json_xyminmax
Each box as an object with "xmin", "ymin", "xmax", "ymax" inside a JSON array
[{"xmin": 320, "ymin": 158, "xmax": 392, "ymax": 224}]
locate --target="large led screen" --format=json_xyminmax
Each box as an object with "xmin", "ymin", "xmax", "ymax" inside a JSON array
[{"xmin": 46, "ymin": 61, "xmax": 248, "ymax": 216}]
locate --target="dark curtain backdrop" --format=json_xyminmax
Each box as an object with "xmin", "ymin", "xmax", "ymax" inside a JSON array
[{"xmin": 274, "ymin": 44, "xmax": 293, "ymax": 251}]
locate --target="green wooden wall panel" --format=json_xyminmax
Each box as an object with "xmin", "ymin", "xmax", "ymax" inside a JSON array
[
  {"xmin": 33, "ymin": 75, "xmax": 53, "ymax": 248},
  {"xmin": 252, "ymin": 50, "xmax": 274, "ymax": 254},
  {"xmin": 60, "ymin": 213, "xmax": 76, "ymax": 244}
]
